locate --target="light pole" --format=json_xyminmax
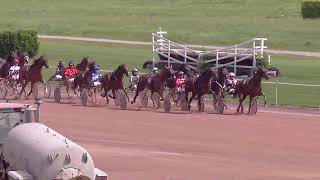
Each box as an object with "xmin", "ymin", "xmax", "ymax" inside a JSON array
[{"xmin": 34, "ymin": 97, "xmax": 43, "ymax": 123}]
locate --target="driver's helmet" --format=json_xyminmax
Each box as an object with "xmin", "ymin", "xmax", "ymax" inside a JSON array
[
  {"xmin": 152, "ymin": 67, "xmax": 158, "ymax": 73},
  {"xmin": 59, "ymin": 60, "xmax": 64, "ymax": 66},
  {"xmin": 13, "ymin": 58, "xmax": 19, "ymax": 65},
  {"xmin": 177, "ymin": 71, "xmax": 184, "ymax": 77},
  {"xmin": 229, "ymin": 72, "xmax": 236, "ymax": 78},
  {"xmin": 68, "ymin": 60, "xmax": 74, "ymax": 66},
  {"xmin": 131, "ymin": 68, "xmax": 138, "ymax": 75},
  {"xmin": 93, "ymin": 64, "xmax": 100, "ymax": 72}
]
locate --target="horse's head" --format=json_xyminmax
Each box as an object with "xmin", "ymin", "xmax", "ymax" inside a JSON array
[
  {"xmin": 159, "ymin": 66, "xmax": 172, "ymax": 80},
  {"xmin": 37, "ymin": 55, "xmax": 49, "ymax": 68},
  {"xmin": 254, "ymin": 67, "xmax": 269, "ymax": 80},
  {"xmin": 117, "ymin": 64, "xmax": 129, "ymax": 77},
  {"xmin": 77, "ymin": 56, "xmax": 92, "ymax": 71},
  {"xmin": 203, "ymin": 67, "xmax": 218, "ymax": 79}
]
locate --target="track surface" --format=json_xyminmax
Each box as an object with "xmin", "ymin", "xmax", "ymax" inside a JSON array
[{"xmin": 12, "ymin": 97, "xmax": 320, "ymax": 180}]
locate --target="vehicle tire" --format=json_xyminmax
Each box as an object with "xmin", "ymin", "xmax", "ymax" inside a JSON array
[
  {"xmin": 32, "ymin": 83, "xmax": 38, "ymax": 99},
  {"xmin": 197, "ymin": 96, "xmax": 205, "ymax": 112},
  {"xmin": 180, "ymin": 94, "xmax": 188, "ymax": 111},
  {"xmin": 44, "ymin": 82, "xmax": 52, "ymax": 98},
  {"xmin": 54, "ymin": 87, "xmax": 61, "ymax": 103},
  {"xmin": 140, "ymin": 90, "xmax": 148, "ymax": 108},
  {"xmin": 119, "ymin": 90, "xmax": 127, "ymax": 110},
  {"xmin": 214, "ymin": 95, "xmax": 225, "ymax": 114},
  {"xmin": 114, "ymin": 91, "xmax": 120, "ymax": 106},
  {"xmin": 87, "ymin": 89, "xmax": 94, "ymax": 103},
  {"xmin": 0, "ymin": 83, "xmax": 8, "ymax": 99},
  {"xmin": 163, "ymin": 95, "xmax": 171, "ymax": 112},
  {"xmin": 81, "ymin": 89, "xmax": 88, "ymax": 106},
  {"xmin": 152, "ymin": 93, "xmax": 161, "ymax": 109},
  {"xmin": 249, "ymin": 97, "xmax": 258, "ymax": 115}
]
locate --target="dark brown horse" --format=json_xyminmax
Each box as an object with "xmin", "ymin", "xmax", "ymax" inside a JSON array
[
  {"xmin": 19, "ymin": 56, "xmax": 49, "ymax": 97},
  {"xmin": 187, "ymin": 67, "xmax": 218, "ymax": 111},
  {"xmin": 100, "ymin": 64, "xmax": 129, "ymax": 104},
  {"xmin": 234, "ymin": 67, "xmax": 269, "ymax": 114},
  {"xmin": 131, "ymin": 66, "xmax": 172, "ymax": 106},
  {"xmin": 211, "ymin": 68, "xmax": 229, "ymax": 100},
  {"xmin": 72, "ymin": 56, "xmax": 94, "ymax": 94}
]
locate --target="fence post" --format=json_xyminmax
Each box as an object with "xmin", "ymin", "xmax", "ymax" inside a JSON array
[
  {"xmin": 275, "ymin": 79, "xmax": 279, "ymax": 106},
  {"xmin": 234, "ymin": 45, "xmax": 237, "ymax": 74},
  {"xmin": 184, "ymin": 47, "xmax": 187, "ymax": 64},
  {"xmin": 253, "ymin": 40, "xmax": 256, "ymax": 68},
  {"xmin": 168, "ymin": 41, "xmax": 171, "ymax": 67},
  {"xmin": 216, "ymin": 50, "xmax": 219, "ymax": 68},
  {"xmin": 152, "ymin": 33, "xmax": 155, "ymax": 67}
]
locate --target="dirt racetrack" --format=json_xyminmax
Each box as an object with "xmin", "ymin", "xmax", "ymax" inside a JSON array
[{"xmin": 11, "ymin": 96, "xmax": 320, "ymax": 180}]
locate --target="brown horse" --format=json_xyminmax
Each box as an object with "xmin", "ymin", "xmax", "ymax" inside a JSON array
[
  {"xmin": 19, "ymin": 56, "xmax": 49, "ymax": 97},
  {"xmin": 72, "ymin": 56, "xmax": 94, "ymax": 94},
  {"xmin": 234, "ymin": 67, "xmax": 269, "ymax": 114},
  {"xmin": 187, "ymin": 67, "xmax": 218, "ymax": 111},
  {"xmin": 100, "ymin": 64, "xmax": 129, "ymax": 104},
  {"xmin": 131, "ymin": 66, "xmax": 172, "ymax": 106}
]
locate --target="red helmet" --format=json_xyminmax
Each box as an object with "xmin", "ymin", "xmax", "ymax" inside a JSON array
[{"xmin": 14, "ymin": 58, "xmax": 19, "ymax": 65}]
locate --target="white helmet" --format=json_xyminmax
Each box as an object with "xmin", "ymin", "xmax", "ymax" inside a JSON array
[
  {"xmin": 153, "ymin": 67, "xmax": 158, "ymax": 71},
  {"xmin": 229, "ymin": 72, "xmax": 236, "ymax": 77}
]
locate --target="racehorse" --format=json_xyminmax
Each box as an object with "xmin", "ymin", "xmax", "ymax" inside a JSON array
[
  {"xmin": 234, "ymin": 67, "xmax": 269, "ymax": 114},
  {"xmin": 100, "ymin": 64, "xmax": 129, "ymax": 104},
  {"xmin": 72, "ymin": 56, "xmax": 93, "ymax": 94},
  {"xmin": 187, "ymin": 67, "xmax": 218, "ymax": 111},
  {"xmin": 19, "ymin": 56, "xmax": 49, "ymax": 97},
  {"xmin": 211, "ymin": 68, "xmax": 229, "ymax": 99},
  {"xmin": 0, "ymin": 51, "xmax": 29, "ymax": 78},
  {"xmin": 131, "ymin": 65, "xmax": 172, "ymax": 106}
]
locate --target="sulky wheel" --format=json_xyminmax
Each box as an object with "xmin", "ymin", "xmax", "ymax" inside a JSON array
[
  {"xmin": 32, "ymin": 83, "xmax": 39, "ymax": 99},
  {"xmin": 80, "ymin": 89, "xmax": 88, "ymax": 106},
  {"xmin": 179, "ymin": 94, "xmax": 188, "ymax": 111},
  {"xmin": 152, "ymin": 93, "xmax": 161, "ymax": 109},
  {"xmin": 0, "ymin": 83, "xmax": 8, "ymax": 100},
  {"xmin": 54, "ymin": 87, "xmax": 61, "ymax": 103},
  {"xmin": 249, "ymin": 97, "xmax": 258, "ymax": 115},
  {"xmin": 197, "ymin": 96, "xmax": 205, "ymax": 112},
  {"xmin": 114, "ymin": 91, "xmax": 120, "ymax": 106},
  {"xmin": 118, "ymin": 89, "xmax": 127, "ymax": 110},
  {"xmin": 44, "ymin": 81, "xmax": 53, "ymax": 98},
  {"xmin": 214, "ymin": 95, "xmax": 225, "ymax": 114},
  {"xmin": 163, "ymin": 95, "xmax": 171, "ymax": 112},
  {"xmin": 140, "ymin": 90, "xmax": 148, "ymax": 108}
]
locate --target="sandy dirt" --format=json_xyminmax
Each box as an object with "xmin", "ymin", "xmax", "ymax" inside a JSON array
[{"xmin": 9, "ymin": 95, "xmax": 318, "ymax": 180}]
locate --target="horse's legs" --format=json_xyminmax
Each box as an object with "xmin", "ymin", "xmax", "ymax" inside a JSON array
[
  {"xmin": 66, "ymin": 82, "xmax": 70, "ymax": 97},
  {"xmin": 188, "ymin": 92, "xmax": 196, "ymax": 110},
  {"xmin": 122, "ymin": 87, "xmax": 130, "ymax": 101},
  {"xmin": 236, "ymin": 93, "xmax": 244, "ymax": 113},
  {"xmin": 248, "ymin": 96, "xmax": 253, "ymax": 115},
  {"xmin": 240, "ymin": 94, "xmax": 247, "ymax": 113},
  {"xmin": 28, "ymin": 81, "xmax": 35, "ymax": 96},
  {"xmin": 19, "ymin": 79, "xmax": 29, "ymax": 97},
  {"xmin": 103, "ymin": 86, "xmax": 110, "ymax": 104},
  {"xmin": 94, "ymin": 88, "xmax": 97, "ymax": 104},
  {"xmin": 150, "ymin": 91, "xmax": 156, "ymax": 107},
  {"xmin": 262, "ymin": 93, "xmax": 267, "ymax": 107},
  {"xmin": 131, "ymin": 84, "xmax": 145, "ymax": 104},
  {"xmin": 197, "ymin": 94, "xmax": 202, "ymax": 112}
]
